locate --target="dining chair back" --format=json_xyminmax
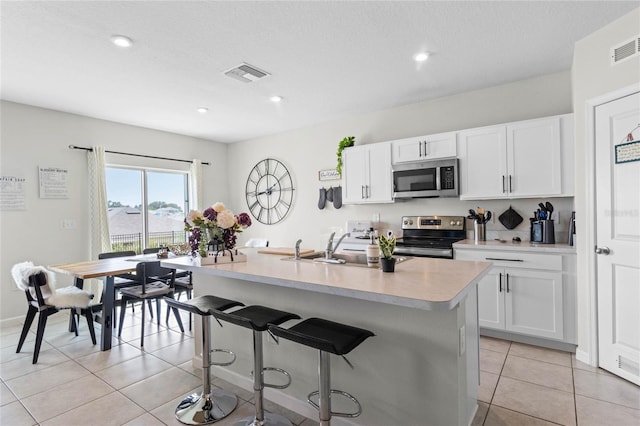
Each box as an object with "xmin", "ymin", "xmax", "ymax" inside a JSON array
[{"xmin": 11, "ymin": 261, "xmax": 96, "ymax": 363}]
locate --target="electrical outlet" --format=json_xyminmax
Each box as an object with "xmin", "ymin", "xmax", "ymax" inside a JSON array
[
  {"xmin": 61, "ymin": 219, "xmax": 76, "ymax": 229},
  {"xmin": 459, "ymin": 325, "xmax": 466, "ymax": 356}
]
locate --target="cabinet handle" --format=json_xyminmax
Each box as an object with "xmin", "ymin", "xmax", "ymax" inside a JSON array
[
  {"xmin": 424, "ymin": 141, "xmax": 428, "ymax": 156},
  {"xmin": 366, "ymin": 185, "xmax": 370, "ymax": 198},
  {"xmin": 361, "ymin": 185, "xmax": 365, "ymax": 199},
  {"xmin": 498, "ymin": 273, "xmax": 503, "ymax": 292},
  {"xmin": 418, "ymin": 141, "xmax": 422, "ymax": 157},
  {"xmin": 509, "ymin": 175, "xmax": 513, "ymax": 192},
  {"xmin": 485, "ymin": 257, "xmax": 524, "ymax": 262},
  {"xmin": 506, "ymin": 273, "xmax": 510, "ymax": 293},
  {"xmin": 502, "ymin": 175, "xmax": 506, "ymax": 193}
]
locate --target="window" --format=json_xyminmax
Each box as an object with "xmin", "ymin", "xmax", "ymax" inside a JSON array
[{"xmin": 105, "ymin": 166, "xmax": 189, "ymax": 253}]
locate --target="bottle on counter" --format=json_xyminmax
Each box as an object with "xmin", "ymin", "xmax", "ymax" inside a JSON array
[{"xmin": 366, "ymin": 227, "xmax": 380, "ymax": 268}]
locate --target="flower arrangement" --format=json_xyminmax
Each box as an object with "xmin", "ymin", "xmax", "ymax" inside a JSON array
[
  {"xmin": 184, "ymin": 202, "xmax": 252, "ymax": 257},
  {"xmin": 378, "ymin": 234, "xmax": 396, "ymax": 260}
]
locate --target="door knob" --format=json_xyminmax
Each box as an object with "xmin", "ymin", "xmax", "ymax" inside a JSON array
[{"xmin": 595, "ymin": 246, "xmax": 611, "ymax": 255}]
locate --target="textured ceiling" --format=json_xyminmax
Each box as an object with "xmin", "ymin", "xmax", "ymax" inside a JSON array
[{"xmin": 1, "ymin": 1, "xmax": 637, "ymax": 143}]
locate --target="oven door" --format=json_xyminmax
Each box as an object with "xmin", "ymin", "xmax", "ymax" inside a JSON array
[{"xmin": 394, "ymin": 245, "xmax": 453, "ymax": 259}]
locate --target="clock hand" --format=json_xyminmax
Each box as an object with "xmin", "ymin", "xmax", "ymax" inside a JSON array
[{"xmin": 256, "ymin": 183, "xmax": 278, "ymax": 196}]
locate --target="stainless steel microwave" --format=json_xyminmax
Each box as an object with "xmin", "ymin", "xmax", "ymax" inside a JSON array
[{"xmin": 392, "ymin": 158, "xmax": 459, "ymax": 199}]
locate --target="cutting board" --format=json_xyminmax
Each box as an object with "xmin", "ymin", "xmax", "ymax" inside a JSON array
[{"xmin": 257, "ymin": 247, "xmax": 315, "ymax": 256}]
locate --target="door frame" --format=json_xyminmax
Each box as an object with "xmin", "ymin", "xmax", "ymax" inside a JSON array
[{"xmin": 584, "ymin": 82, "xmax": 640, "ymax": 367}]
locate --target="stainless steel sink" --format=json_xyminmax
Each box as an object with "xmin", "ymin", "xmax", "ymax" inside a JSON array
[{"xmin": 283, "ymin": 251, "xmax": 411, "ymax": 268}]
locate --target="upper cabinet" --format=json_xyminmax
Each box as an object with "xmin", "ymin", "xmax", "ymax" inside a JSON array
[
  {"xmin": 457, "ymin": 114, "xmax": 574, "ymax": 200},
  {"xmin": 391, "ymin": 131, "xmax": 457, "ymax": 164},
  {"xmin": 342, "ymin": 142, "xmax": 393, "ymax": 204}
]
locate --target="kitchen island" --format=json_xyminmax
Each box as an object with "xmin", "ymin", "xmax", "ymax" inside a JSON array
[{"xmin": 162, "ymin": 250, "xmax": 491, "ymax": 426}]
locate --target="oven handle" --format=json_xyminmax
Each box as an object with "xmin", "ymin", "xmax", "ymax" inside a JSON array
[{"xmin": 394, "ymin": 247, "xmax": 453, "ymax": 258}]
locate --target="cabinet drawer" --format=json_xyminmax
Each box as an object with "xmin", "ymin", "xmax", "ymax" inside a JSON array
[{"xmin": 455, "ymin": 250, "xmax": 562, "ymax": 271}]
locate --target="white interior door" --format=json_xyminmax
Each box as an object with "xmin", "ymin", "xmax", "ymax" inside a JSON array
[{"xmin": 595, "ymin": 91, "xmax": 640, "ymax": 385}]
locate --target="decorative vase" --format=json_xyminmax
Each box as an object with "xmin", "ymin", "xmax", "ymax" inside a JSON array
[{"xmin": 380, "ymin": 257, "xmax": 396, "ymax": 272}]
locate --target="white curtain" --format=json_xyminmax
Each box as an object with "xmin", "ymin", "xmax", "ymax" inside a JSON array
[
  {"xmin": 88, "ymin": 146, "xmax": 112, "ymax": 258},
  {"xmin": 190, "ymin": 159, "xmax": 203, "ymax": 211}
]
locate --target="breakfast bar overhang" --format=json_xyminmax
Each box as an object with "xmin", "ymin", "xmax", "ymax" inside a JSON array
[{"xmin": 163, "ymin": 250, "xmax": 491, "ymax": 426}]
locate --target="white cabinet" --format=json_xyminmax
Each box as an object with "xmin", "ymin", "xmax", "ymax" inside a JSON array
[
  {"xmin": 455, "ymin": 249, "xmax": 565, "ymax": 341},
  {"xmin": 342, "ymin": 142, "xmax": 393, "ymax": 204},
  {"xmin": 457, "ymin": 114, "xmax": 574, "ymax": 200},
  {"xmin": 391, "ymin": 131, "xmax": 456, "ymax": 164}
]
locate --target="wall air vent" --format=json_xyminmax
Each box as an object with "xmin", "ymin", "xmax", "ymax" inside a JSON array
[
  {"xmin": 224, "ymin": 63, "xmax": 270, "ymax": 83},
  {"xmin": 611, "ymin": 35, "xmax": 640, "ymax": 65}
]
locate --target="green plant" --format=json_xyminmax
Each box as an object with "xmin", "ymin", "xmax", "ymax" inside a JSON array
[
  {"xmin": 336, "ymin": 136, "xmax": 355, "ymax": 176},
  {"xmin": 378, "ymin": 234, "xmax": 396, "ymax": 259}
]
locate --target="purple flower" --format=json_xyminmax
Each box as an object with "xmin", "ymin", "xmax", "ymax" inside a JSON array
[
  {"xmin": 203, "ymin": 207, "xmax": 217, "ymax": 221},
  {"xmin": 237, "ymin": 212, "xmax": 252, "ymax": 227}
]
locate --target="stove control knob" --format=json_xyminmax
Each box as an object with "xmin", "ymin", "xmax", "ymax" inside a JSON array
[
  {"xmin": 450, "ymin": 220, "xmax": 455, "ymax": 226},
  {"xmin": 409, "ymin": 220, "xmax": 414, "ymax": 225},
  {"xmin": 456, "ymin": 220, "xmax": 462, "ymax": 226}
]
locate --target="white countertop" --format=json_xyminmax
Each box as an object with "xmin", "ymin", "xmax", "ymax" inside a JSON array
[
  {"xmin": 454, "ymin": 239, "xmax": 576, "ymax": 254},
  {"xmin": 162, "ymin": 249, "xmax": 491, "ymax": 311}
]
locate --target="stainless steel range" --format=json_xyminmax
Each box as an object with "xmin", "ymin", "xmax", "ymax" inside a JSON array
[{"xmin": 394, "ymin": 215, "xmax": 466, "ymax": 259}]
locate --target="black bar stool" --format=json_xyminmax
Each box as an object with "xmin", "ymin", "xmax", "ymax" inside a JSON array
[
  {"xmin": 212, "ymin": 305, "xmax": 300, "ymax": 426},
  {"xmin": 269, "ymin": 318, "xmax": 374, "ymax": 426},
  {"xmin": 164, "ymin": 295, "xmax": 244, "ymax": 425}
]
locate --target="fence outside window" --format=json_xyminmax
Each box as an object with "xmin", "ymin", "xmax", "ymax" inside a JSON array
[{"xmin": 111, "ymin": 231, "xmax": 187, "ymax": 254}]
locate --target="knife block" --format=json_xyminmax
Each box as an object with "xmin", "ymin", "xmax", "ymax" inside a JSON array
[{"xmin": 531, "ymin": 220, "xmax": 555, "ymax": 244}]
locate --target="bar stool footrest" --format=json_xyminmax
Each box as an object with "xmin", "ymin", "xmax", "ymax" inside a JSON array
[
  {"xmin": 209, "ymin": 348, "xmax": 236, "ymax": 367},
  {"xmin": 307, "ymin": 389, "xmax": 363, "ymax": 418},
  {"xmin": 250, "ymin": 366, "xmax": 292, "ymax": 390}
]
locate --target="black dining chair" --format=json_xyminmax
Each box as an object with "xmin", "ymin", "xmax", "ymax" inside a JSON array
[
  {"xmin": 117, "ymin": 261, "xmax": 184, "ymax": 346},
  {"xmin": 166, "ymin": 271, "xmax": 193, "ymax": 330},
  {"xmin": 11, "ymin": 262, "xmax": 96, "ymax": 363}
]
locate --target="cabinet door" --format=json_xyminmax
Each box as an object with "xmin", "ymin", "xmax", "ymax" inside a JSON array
[
  {"xmin": 366, "ymin": 142, "xmax": 393, "ymax": 203},
  {"xmin": 458, "ymin": 126, "xmax": 507, "ymax": 200},
  {"xmin": 505, "ymin": 268, "xmax": 564, "ymax": 340},
  {"xmin": 477, "ymin": 267, "xmax": 506, "ymax": 330},
  {"xmin": 392, "ymin": 132, "xmax": 456, "ymax": 164},
  {"xmin": 342, "ymin": 146, "xmax": 368, "ymax": 203},
  {"xmin": 506, "ymin": 117, "xmax": 562, "ymax": 197}
]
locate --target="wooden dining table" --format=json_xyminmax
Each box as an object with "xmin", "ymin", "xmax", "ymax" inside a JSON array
[{"xmin": 49, "ymin": 254, "xmax": 160, "ymax": 351}]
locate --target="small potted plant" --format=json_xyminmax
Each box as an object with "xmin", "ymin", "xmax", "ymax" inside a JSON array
[{"xmin": 378, "ymin": 234, "xmax": 397, "ymax": 272}]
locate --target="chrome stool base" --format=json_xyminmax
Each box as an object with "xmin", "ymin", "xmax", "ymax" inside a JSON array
[
  {"xmin": 175, "ymin": 389, "xmax": 238, "ymax": 425},
  {"xmin": 234, "ymin": 412, "xmax": 293, "ymax": 426}
]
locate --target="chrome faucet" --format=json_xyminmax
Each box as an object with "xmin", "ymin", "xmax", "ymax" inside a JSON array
[
  {"xmin": 325, "ymin": 232, "xmax": 350, "ymax": 259},
  {"xmin": 294, "ymin": 239, "xmax": 302, "ymax": 260}
]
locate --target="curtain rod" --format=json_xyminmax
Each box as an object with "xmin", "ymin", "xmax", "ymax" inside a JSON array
[{"xmin": 68, "ymin": 145, "xmax": 211, "ymax": 165}]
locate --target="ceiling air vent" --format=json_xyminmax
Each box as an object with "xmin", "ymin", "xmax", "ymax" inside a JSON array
[
  {"xmin": 224, "ymin": 63, "xmax": 270, "ymax": 83},
  {"xmin": 611, "ymin": 35, "xmax": 640, "ymax": 65}
]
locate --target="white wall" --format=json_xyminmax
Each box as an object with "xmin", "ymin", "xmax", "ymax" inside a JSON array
[
  {"xmin": 571, "ymin": 7, "xmax": 640, "ymax": 363},
  {"xmin": 228, "ymin": 71, "xmax": 574, "ymax": 251},
  {"xmin": 0, "ymin": 101, "xmax": 228, "ymax": 320}
]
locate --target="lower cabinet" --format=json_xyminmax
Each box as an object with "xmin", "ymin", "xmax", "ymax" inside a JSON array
[{"xmin": 456, "ymin": 249, "xmax": 568, "ymax": 341}]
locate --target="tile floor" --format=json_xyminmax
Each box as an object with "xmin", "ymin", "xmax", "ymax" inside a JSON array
[{"xmin": 1, "ymin": 306, "xmax": 639, "ymax": 426}]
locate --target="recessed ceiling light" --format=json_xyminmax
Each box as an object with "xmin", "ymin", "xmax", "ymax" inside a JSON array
[
  {"xmin": 111, "ymin": 35, "xmax": 133, "ymax": 48},
  {"xmin": 413, "ymin": 52, "xmax": 430, "ymax": 62},
  {"xmin": 196, "ymin": 107, "xmax": 208, "ymax": 114},
  {"xmin": 270, "ymin": 96, "xmax": 283, "ymax": 103}
]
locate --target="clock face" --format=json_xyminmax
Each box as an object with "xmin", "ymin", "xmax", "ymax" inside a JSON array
[{"xmin": 245, "ymin": 158, "xmax": 294, "ymax": 225}]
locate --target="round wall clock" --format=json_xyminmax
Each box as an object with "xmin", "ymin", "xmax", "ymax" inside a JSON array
[{"xmin": 245, "ymin": 158, "xmax": 294, "ymax": 225}]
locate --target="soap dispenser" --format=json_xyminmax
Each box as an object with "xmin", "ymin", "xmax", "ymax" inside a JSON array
[{"xmin": 366, "ymin": 227, "xmax": 380, "ymax": 268}]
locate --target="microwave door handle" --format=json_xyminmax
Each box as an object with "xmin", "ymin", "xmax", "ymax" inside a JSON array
[{"xmin": 435, "ymin": 166, "xmax": 441, "ymax": 190}]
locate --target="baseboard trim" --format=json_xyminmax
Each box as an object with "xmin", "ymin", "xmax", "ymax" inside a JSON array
[
  {"xmin": 0, "ymin": 316, "xmax": 23, "ymax": 328},
  {"xmin": 481, "ymin": 328, "xmax": 577, "ymax": 353}
]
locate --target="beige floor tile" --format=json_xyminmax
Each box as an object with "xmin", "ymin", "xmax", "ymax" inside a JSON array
[
  {"xmin": 212, "ymin": 377, "xmax": 255, "ymax": 402},
  {"xmin": 472, "ymin": 401, "xmax": 489, "ymax": 426},
  {"xmin": 502, "ymin": 354, "xmax": 573, "ymax": 392},
  {"xmin": 508, "ymin": 342, "xmax": 571, "ymax": 367},
  {"xmin": 128, "ymin": 328, "xmax": 191, "ymax": 352},
  {"xmin": 40, "ymin": 391, "xmax": 145, "ymax": 426},
  {"xmin": 484, "ymin": 405, "xmax": 559, "ymax": 426},
  {"xmin": 5, "ymin": 359, "xmax": 90, "ymax": 398},
  {"xmin": 574, "ymin": 369, "xmax": 640, "ymax": 410},
  {"xmin": 0, "ymin": 348, "xmax": 70, "ymax": 381},
  {"xmin": 151, "ymin": 340, "xmax": 195, "ymax": 365},
  {"xmin": 0, "ymin": 340, "xmax": 53, "ymax": 364},
  {"xmin": 479, "ymin": 370, "xmax": 499, "ymax": 403},
  {"xmin": 95, "ymin": 353, "xmax": 173, "ymax": 389},
  {"xmin": 299, "ymin": 417, "xmax": 320, "ymax": 426},
  {"xmin": 480, "ymin": 336, "xmax": 511, "ymax": 354},
  {"xmin": 0, "ymin": 381, "xmax": 17, "ymax": 406},
  {"xmin": 576, "ymin": 394, "xmax": 640, "ymax": 426},
  {"xmin": 0, "ymin": 401, "xmax": 37, "ymax": 426},
  {"xmin": 177, "ymin": 360, "xmax": 202, "ymax": 377},
  {"xmin": 20, "ymin": 374, "xmax": 114, "ymax": 423},
  {"xmin": 75, "ymin": 342, "xmax": 143, "ymax": 372},
  {"xmin": 122, "ymin": 412, "xmax": 166, "ymax": 426},
  {"xmin": 479, "ymin": 348, "xmax": 507, "ymax": 374},
  {"xmin": 120, "ymin": 367, "xmax": 202, "ymax": 411},
  {"xmin": 0, "ymin": 331, "xmax": 34, "ymax": 350},
  {"xmin": 0, "ymin": 323, "xmax": 27, "ymax": 337},
  {"xmin": 492, "ymin": 376, "xmax": 575, "ymax": 425},
  {"xmin": 117, "ymin": 322, "xmax": 164, "ymax": 342},
  {"xmin": 261, "ymin": 397, "xmax": 308, "ymax": 425},
  {"xmin": 146, "ymin": 386, "xmax": 201, "ymax": 426},
  {"xmin": 57, "ymin": 336, "xmax": 120, "ymax": 359}
]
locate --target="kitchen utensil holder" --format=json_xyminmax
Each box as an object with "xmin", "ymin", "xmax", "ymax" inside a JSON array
[
  {"xmin": 474, "ymin": 221, "xmax": 486, "ymax": 243},
  {"xmin": 531, "ymin": 220, "xmax": 555, "ymax": 244}
]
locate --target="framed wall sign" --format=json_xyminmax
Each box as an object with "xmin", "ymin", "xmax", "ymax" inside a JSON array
[{"xmin": 318, "ymin": 169, "xmax": 340, "ymax": 181}]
